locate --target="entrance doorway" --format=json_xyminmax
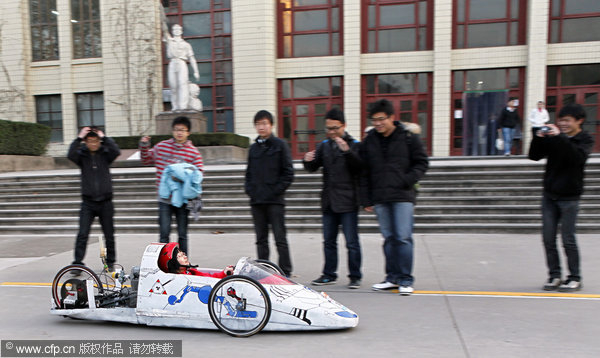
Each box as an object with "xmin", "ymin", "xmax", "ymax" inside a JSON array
[{"xmin": 280, "ymin": 101, "xmax": 342, "ymax": 159}]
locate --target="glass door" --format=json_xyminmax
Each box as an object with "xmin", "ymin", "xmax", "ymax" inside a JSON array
[{"xmin": 281, "ymin": 101, "xmax": 335, "ymax": 159}]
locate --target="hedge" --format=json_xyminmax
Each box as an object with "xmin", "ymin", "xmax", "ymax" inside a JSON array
[
  {"xmin": 112, "ymin": 132, "xmax": 250, "ymax": 149},
  {"xmin": 0, "ymin": 119, "xmax": 51, "ymax": 156}
]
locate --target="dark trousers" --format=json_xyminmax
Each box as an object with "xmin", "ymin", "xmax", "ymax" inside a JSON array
[
  {"xmin": 251, "ymin": 204, "xmax": 292, "ymax": 276},
  {"xmin": 74, "ymin": 199, "xmax": 116, "ymax": 266},
  {"xmin": 322, "ymin": 210, "xmax": 362, "ymax": 280},
  {"xmin": 542, "ymin": 196, "xmax": 581, "ymax": 281},
  {"xmin": 159, "ymin": 201, "xmax": 189, "ymax": 255}
]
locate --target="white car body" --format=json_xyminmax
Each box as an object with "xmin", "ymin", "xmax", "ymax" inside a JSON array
[{"xmin": 51, "ymin": 243, "xmax": 358, "ymax": 334}]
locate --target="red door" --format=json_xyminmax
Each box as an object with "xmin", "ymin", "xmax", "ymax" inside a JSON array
[
  {"xmin": 280, "ymin": 101, "xmax": 342, "ymax": 159},
  {"xmin": 546, "ymin": 87, "xmax": 600, "ymax": 152}
]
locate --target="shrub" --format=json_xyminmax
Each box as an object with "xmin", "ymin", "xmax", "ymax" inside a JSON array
[
  {"xmin": 112, "ymin": 132, "xmax": 250, "ymax": 149},
  {"xmin": 0, "ymin": 119, "xmax": 51, "ymax": 156}
]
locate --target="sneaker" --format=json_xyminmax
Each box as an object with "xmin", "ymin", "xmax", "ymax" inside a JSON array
[
  {"xmin": 372, "ymin": 281, "xmax": 399, "ymax": 291},
  {"xmin": 558, "ymin": 280, "xmax": 582, "ymax": 292},
  {"xmin": 69, "ymin": 269, "xmax": 82, "ymax": 277},
  {"xmin": 311, "ymin": 276, "xmax": 337, "ymax": 286},
  {"xmin": 399, "ymin": 285, "xmax": 414, "ymax": 296},
  {"xmin": 543, "ymin": 278, "xmax": 561, "ymax": 291},
  {"xmin": 347, "ymin": 279, "xmax": 361, "ymax": 289}
]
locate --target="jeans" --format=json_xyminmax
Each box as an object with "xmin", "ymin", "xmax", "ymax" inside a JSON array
[
  {"xmin": 74, "ymin": 199, "xmax": 116, "ymax": 266},
  {"xmin": 159, "ymin": 201, "xmax": 189, "ymax": 255},
  {"xmin": 542, "ymin": 196, "xmax": 581, "ymax": 281},
  {"xmin": 322, "ymin": 210, "xmax": 362, "ymax": 280},
  {"xmin": 251, "ymin": 204, "xmax": 292, "ymax": 276},
  {"xmin": 502, "ymin": 127, "xmax": 516, "ymax": 155},
  {"xmin": 374, "ymin": 202, "xmax": 415, "ymax": 286}
]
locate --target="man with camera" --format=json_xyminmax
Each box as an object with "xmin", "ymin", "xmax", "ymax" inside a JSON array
[
  {"xmin": 528, "ymin": 103, "xmax": 594, "ymax": 292},
  {"xmin": 68, "ymin": 126, "xmax": 121, "ymax": 271}
]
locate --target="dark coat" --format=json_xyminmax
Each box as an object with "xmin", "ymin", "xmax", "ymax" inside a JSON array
[
  {"xmin": 359, "ymin": 126, "xmax": 429, "ymax": 206},
  {"xmin": 245, "ymin": 135, "xmax": 294, "ymax": 205},
  {"xmin": 498, "ymin": 108, "xmax": 521, "ymax": 128},
  {"xmin": 67, "ymin": 137, "xmax": 120, "ymax": 201},
  {"xmin": 528, "ymin": 130, "xmax": 594, "ymax": 200},
  {"xmin": 303, "ymin": 133, "xmax": 362, "ymax": 213}
]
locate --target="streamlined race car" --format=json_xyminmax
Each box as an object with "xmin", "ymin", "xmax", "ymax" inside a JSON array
[{"xmin": 50, "ymin": 243, "xmax": 358, "ymax": 337}]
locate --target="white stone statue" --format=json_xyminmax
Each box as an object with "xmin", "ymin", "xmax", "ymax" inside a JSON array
[
  {"xmin": 162, "ymin": 23, "xmax": 200, "ymax": 111},
  {"xmin": 188, "ymin": 83, "xmax": 202, "ymax": 112}
]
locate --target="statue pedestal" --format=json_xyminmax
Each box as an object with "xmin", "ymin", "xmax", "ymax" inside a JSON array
[{"xmin": 155, "ymin": 111, "xmax": 207, "ymax": 134}]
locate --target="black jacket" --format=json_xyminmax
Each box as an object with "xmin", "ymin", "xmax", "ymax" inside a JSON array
[
  {"xmin": 303, "ymin": 133, "xmax": 362, "ymax": 213},
  {"xmin": 498, "ymin": 108, "xmax": 521, "ymax": 128},
  {"xmin": 359, "ymin": 126, "xmax": 429, "ymax": 206},
  {"xmin": 528, "ymin": 130, "xmax": 594, "ymax": 200},
  {"xmin": 68, "ymin": 137, "xmax": 121, "ymax": 201},
  {"xmin": 245, "ymin": 135, "xmax": 294, "ymax": 205}
]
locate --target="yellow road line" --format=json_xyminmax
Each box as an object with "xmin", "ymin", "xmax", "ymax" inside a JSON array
[
  {"xmin": 1, "ymin": 282, "xmax": 51, "ymax": 286},
  {"xmin": 413, "ymin": 290, "xmax": 600, "ymax": 299},
  {"xmin": 2, "ymin": 282, "xmax": 599, "ymax": 299}
]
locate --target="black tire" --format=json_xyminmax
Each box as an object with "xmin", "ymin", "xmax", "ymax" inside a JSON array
[
  {"xmin": 254, "ymin": 259, "xmax": 285, "ymax": 276},
  {"xmin": 208, "ymin": 275, "xmax": 271, "ymax": 337},
  {"xmin": 52, "ymin": 264, "xmax": 104, "ymax": 309}
]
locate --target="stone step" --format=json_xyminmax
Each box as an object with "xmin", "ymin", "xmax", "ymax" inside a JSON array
[
  {"xmin": 1, "ymin": 222, "xmax": 599, "ymax": 235},
  {"xmin": 3, "ymin": 195, "xmax": 600, "ymax": 210},
  {"xmin": 5, "ymin": 212, "xmax": 600, "ymax": 228}
]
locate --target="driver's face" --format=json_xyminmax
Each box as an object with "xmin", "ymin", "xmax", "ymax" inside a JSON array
[{"xmin": 176, "ymin": 251, "xmax": 189, "ymax": 266}]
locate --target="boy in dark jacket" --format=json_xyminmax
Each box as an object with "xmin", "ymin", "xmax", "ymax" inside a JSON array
[
  {"xmin": 303, "ymin": 108, "xmax": 363, "ymax": 289},
  {"xmin": 529, "ymin": 103, "xmax": 594, "ymax": 292},
  {"xmin": 68, "ymin": 127, "xmax": 120, "ymax": 269},
  {"xmin": 245, "ymin": 110, "xmax": 294, "ymax": 276},
  {"xmin": 360, "ymin": 99, "xmax": 429, "ymax": 296},
  {"xmin": 498, "ymin": 98, "xmax": 521, "ymax": 156}
]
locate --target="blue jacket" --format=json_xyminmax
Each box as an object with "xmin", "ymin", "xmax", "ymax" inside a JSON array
[{"xmin": 159, "ymin": 163, "xmax": 203, "ymax": 207}]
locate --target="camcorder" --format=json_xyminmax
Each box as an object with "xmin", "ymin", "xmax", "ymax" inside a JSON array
[{"xmin": 539, "ymin": 126, "xmax": 551, "ymax": 135}]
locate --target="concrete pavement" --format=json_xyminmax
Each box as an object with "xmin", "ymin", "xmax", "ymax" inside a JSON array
[{"xmin": 0, "ymin": 231, "xmax": 599, "ymax": 357}]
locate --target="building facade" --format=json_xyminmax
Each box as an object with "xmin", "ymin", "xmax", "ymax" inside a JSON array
[{"xmin": 1, "ymin": 0, "xmax": 599, "ymax": 158}]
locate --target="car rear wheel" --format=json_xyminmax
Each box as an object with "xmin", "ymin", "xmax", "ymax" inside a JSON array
[
  {"xmin": 51, "ymin": 264, "xmax": 104, "ymax": 309},
  {"xmin": 208, "ymin": 275, "xmax": 271, "ymax": 337}
]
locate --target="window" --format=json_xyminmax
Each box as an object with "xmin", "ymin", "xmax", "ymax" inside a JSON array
[
  {"xmin": 451, "ymin": 68, "xmax": 524, "ymax": 155},
  {"xmin": 278, "ymin": 0, "xmax": 342, "ymax": 57},
  {"xmin": 35, "ymin": 95, "xmax": 63, "ymax": 142},
  {"xmin": 71, "ymin": 0, "xmax": 102, "ymax": 58},
  {"xmin": 76, "ymin": 92, "xmax": 104, "ymax": 131},
  {"xmin": 279, "ymin": 77, "xmax": 343, "ymax": 158},
  {"xmin": 549, "ymin": 0, "xmax": 600, "ymax": 43},
  {"xmin": 363, "ymin": 0, "xmax": 432, "ymax": 53},
  {"xmin": 546, "ymin": 64, "xmax": 600, "ymax": 152},
  {"xmin": 29, "ymin": 0, "xmax": 59, "ymax": 61},
  {"xmin": 454, "ymin": 0, "xmax": 526, "ymax": 48},
  {"xmin": 362, "ymin": 73, "xmax": 432, "ymax": 153},
  {"xmin": 164, "ymin": 0, "xmax": 233, "ymax": 132}
]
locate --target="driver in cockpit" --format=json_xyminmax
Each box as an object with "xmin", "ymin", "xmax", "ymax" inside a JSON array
[{"xmin": 159, "ymin": 243, "xmax": 233, "ymax": 278}]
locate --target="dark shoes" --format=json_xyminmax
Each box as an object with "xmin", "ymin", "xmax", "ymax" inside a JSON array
[
  {"xmin": 543, "ymin": 278, "xmax": 582, "ymax": 292},
  {"xmin": 558, "ymin": 279, "xmax": 582, "ymax": 292},
  {"xmin": 311, "ymin": 276, "xmax": 337, "ymax": 286},
  {"xmin": 543, "ymin": 278, "xmax": 561, "ymax": 291},
  {"xmin": 347, "ymin": 279, "xmax": 361, "ymax": 289}
]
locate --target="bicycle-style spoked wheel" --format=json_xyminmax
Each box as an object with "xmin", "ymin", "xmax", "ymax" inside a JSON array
[
  {"xmin": 52, "ymin": 264, "xmax": 104, "ymax": 309},
  {"xmin": 208, "ymin": 275, "xmax": 271, "ymax": 337},
  {"xmin": 254, "ymin": 259, "xmax": 285, "ymax": 276}
]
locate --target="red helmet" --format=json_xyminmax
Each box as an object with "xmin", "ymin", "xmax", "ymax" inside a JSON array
[{"xmin": 158, "ymin": 242, "xmax": 180, "ymax": 272}]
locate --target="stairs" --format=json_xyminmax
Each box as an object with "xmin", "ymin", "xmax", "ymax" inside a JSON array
[{"xmin": 1, "ymin": 156, "xmax": 599, "ymax": 235}]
